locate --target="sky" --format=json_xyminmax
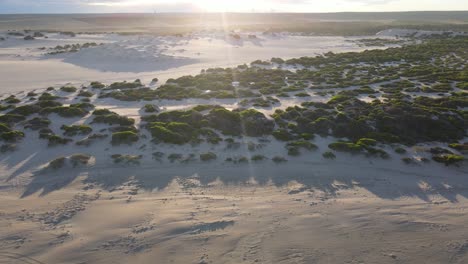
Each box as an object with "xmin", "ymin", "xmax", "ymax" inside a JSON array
[{"xmin": 0, "ymin": 0, "xmax": 467, "ymax": 13}]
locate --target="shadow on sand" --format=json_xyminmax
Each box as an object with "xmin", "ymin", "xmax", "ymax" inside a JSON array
[{"xmin": 18, "ymin": 159, "xmax": 468, "ymax": 203}]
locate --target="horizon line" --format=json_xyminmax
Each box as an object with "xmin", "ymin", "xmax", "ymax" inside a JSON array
[{"xmin": 1, "ymin": 10, "xmax": 468, "ymax": 15}]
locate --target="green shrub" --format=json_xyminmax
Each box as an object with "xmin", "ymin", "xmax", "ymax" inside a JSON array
[
  {"xmin": 366, "ymin": 147, "xmax": 390, "ymax": 159},
  {"xmin": 48, "ymin": 157, "xmax": 66, "ymax": 170},
  {"xmin": 78, "ymin": 90, "xmax": 94, "ymax": 97},
  {"xmin": 272, "ymin": 156, "xmax": 287, "ymax": 163},
  {"xmin": 60, "ymin": 86, "xmax": 77, "ymax": 93},
  {"xmin": 9, "ymin": 105, "xmax": 41, "ymax": 116},
  {"xmin": 35, "ymin": 100, "xmax": 62, "ymax": 108},
  {"xmin": 48, "ymin": 135, "xmax": 72, "ymax": 146},
  {"xmin": 168, "ymin": 153, "xmax": 183, "ymax": 163},
  {"xmin": 70, "ymin": 154, "xmax": 91, "ymax": 167},
  {"xmin": 448, "ymin": 143, "xmax": 468, "ymax": 152},
  {"xmin": 41, "ymin": 106, "xmax": 88, "ymax": 118},
  {"xmin": 301, "ymin": 133, "xmax": 315, "ymax": 140},
  {"xmin": 3, "ymin": 96, "xmax": 20, "ymax": 104},
  {"xmin": 93, "ymin": 114, "xmax": 135, "ymax": 126},
  {"xmin": 61, "ymin": 124, "xmax": 92, "ymax": 136},
  {"xmin": 143, "ymin": 104, "xmax": 158, "ymax": 113},
  {"xmin": 287, "ymin": 146, "xmax": 301, "ymax": 156},
  {"xmin": 1, "ymin": 130, "xmax": 25, "ymax": 142},
  {"xmin": 251, "ymin": 155, "xmax": 267, "ymax": 162},
  {"xmin": 286, "ymin": 140, "xmax": 318, "ymax": 151},
  {"xmin": 111, "ymin": 131, "xmax": 139, "ymax": 145},
  {"xmin": 328, "ymin": 142, "xmax": 364, "ymax": 153},
  {"xmin": 0, "ymin": 114, "xmax": 26, "ymax": 124},
  {"xmin": 200, "ymin": 152, "xmax": 217, "ymax": 161},
  {"xmin": 395, "ymin": 147, "xmax": 407, "ymax": 154},
  {"xmin": 148, "ymin": 124, "xmax": 188, "ymax": 145},
  {"xmin": 111, "ymin": 154, "xmax": 142, "ymax": 165},
  {"xmin": 0, "ymin": 123, "xmax": 11, "ymax": 133},
  {"xmin": 93, "ymin": 108, "xmax": 116, "ymax": 116},
  {"xmin": 432, "ymin": 154, "xmax": 464, "ymax": 166},
  {"xmin": 322, "ymin": 151, "xmax": 336, "ymax": 159},
  {"xmin": 272, "ymin": 129, "xmax": 294, "ymax": 141},
  {"xmin": 70, "ymin": 102, "xmax": 95, "ymax": 111},
  {"xmin": 24, "ymin": 117, "xmax": 50, "ymax": 130},
  {"xmin": 401, "ymin": 157, "xmax": 414, "ymax": 164},
  {"xmin": 295, "ymin": 92, "xmax": 310, "ymax": 97},
  {"xmin": 356, "ymin": 138, "xmax": 377, "ymax": 147},
  {"xmin": 90, "ymin": 81, "xmax": 105, "ymax": 89},
  {"xmin": 152, "ymin": 152, "xmax": 165, "ymax": 161},
  {"xmin": 38, "ymin": 93, "xmax": 59, "ymax": 101}
]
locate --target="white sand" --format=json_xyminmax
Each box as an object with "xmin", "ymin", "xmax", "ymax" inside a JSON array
[
  {"xmin": 1, "ymin": 29, "xmax": 467, "ymax": 264},
  {"xmin": 0, "ymin": 31, "xmax": 396, "ymax": 93}
]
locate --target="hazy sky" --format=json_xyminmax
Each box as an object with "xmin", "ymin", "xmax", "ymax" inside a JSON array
[{"xmin": 0, "ymin": 0, "xmax": 467, "ymax": 13}]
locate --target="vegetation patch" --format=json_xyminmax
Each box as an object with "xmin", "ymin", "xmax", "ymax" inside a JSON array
[
  {"xmin": 432, "ymin": 154, "xmax": 464, "ymax": 166},
  {"xmin": 0, "ymin": 130, "xmax": 25, "ymax": 142},
  {"xmin": 61, "ymin": 124, "xmax": 92, "ymax": 136},
  {"xmin": 111, "ymin": 131, "xmax": 139, "ymax": 145},
  {"xmin": 200, "ymin": 152, "xmax": 217, "ymax": 161},
  {"xmin": 111, "ymin": 154, "xmax": 142, "ymax": 165}
]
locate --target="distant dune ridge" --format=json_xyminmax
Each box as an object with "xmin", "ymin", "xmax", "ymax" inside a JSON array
[{"xmin": 0, "ymin": 11, "xmax": 467, "ymax": 34}]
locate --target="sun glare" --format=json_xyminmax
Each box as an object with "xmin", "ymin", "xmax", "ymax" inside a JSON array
[
  {"xmin": 90, "ymin": 0, "xmax": 268, "ymax": 12},
  {"xmin": 194, "ymin": 0, "xmax": 261, "ymax": 12}
]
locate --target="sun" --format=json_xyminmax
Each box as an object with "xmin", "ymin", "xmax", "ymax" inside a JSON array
[
  {"xmin": 194, "ymin": 0, "xmax": 260, "ymax": 12},
  {"xmin": 89, "ymin": 0, "xmax": 268, "ymax": 12}
]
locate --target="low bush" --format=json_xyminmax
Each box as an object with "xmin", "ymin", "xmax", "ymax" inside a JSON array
[
  {"xmin": 429, "ymin": 147, "xmax": 453, "ymax": 155},
  {"xmin": 60, "ymin": 86, "xmax": 77, "ymax": 93},
  {"xmin": 365, "ymin": 147, "xmax": 390, "ymax": 159},
  {"xmin": 3, "ymin": 96, "xmax": 21, "ymax": 104},
  {"xmin": 168, "ymin": 153, "xmax": 183, "ymax": 163},
  {"xmin": 328, "ymin": 142, "xmax": 363, "ymax": 153},
  {"xmin": 395, "ymin": 147, "xmax": 407, "ymax": 154},
  {"xmin": 287, "ymin": 146, "xmax": 301, "ymax": 156},
  {"xmin": 0, "ymin": 130, "xmax": 25, "ymax": 142},
  {"xmin": 251, "ymin": 155, "xmax": 267, "ymax": 162},
  {"xmin": 272, "ymin": 129, "xmax": 295, "ymax": 141},
  {"xmin": 152, "ymin": 152, "xmax": 165, "ymax": 161},
  {"xmin": 111, "ymin": 154, "xmax": 142, "ymax": 165},
  {"xmin": 432, "ymin": 154, "xmax": 464, "ymax": 166},
  {"xmin": 93, "ymin": 114, "xmax": 135, "ymax": 126},
  {"xmin": 272, "ymin": 156, "xmax": 288, "ymax": 163},
  {"xmin": 78, "ymin": 90, "xmax": 94, "ymax": 97},
  {"xmin": 41, "ymin": 106, "xmax": 88, "ymax": 118},
  {"xmin": 47, "ymin": 135, "xmax": 72, "ymax": 146},
  {"xmin": 92, "ymin": 108, "xmax": 116, "ymax": 116},
  {"xmin": 143, "ymin": 104, "xmax": 159, "ymax": 113},
  {"xmin": 9, "ymin": 105, "xmax": 41, "ymax": 116},
  {"xmin": 111, "ymin": 131, "xmax": 139, "ymax": 145},
  {"xmin": 0, "ymin": 123, "xmax": 11, "ymax": 133},
  {"xmin": 24, "ymin": 117, "xmax": 50, "ymax": 130},
  {"xmin": 356, "ymin": 138, "xmax": 377, "ymax": 147},
  {"xmin": 286, "ymin": 140, "xmax": 318, "ymax": 151},
  {"xmin": 38, "ymin": 93, "xmax": 59, "ymax": 101},
  {"xmin": 448, "ymin": 143, "xmax": 468, "ymax": 152},
  {"xmin": 70, "ymin": 154, "xmax": 91, "ymax": 167},
  {"xmin": 0, "ymin": 114, "xmax": 26, "ymax": 124},
  {"xmin": 48, "ymin": 157, "xmax": 66, "ymax": 170},
  {"xmin": 90, "ymin": 81, "xmax": 105, "ymax": 89},
  {"xmin": 322, "ymin": 151, "xmax": 336, "ymax": 159},
  {"xmin": 200, "ymin": 152, "xmax": 217, "ymax": 161},
  {"xmin": 61, "ymin": 124, "xmax": 92, "ymax": 136}
]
